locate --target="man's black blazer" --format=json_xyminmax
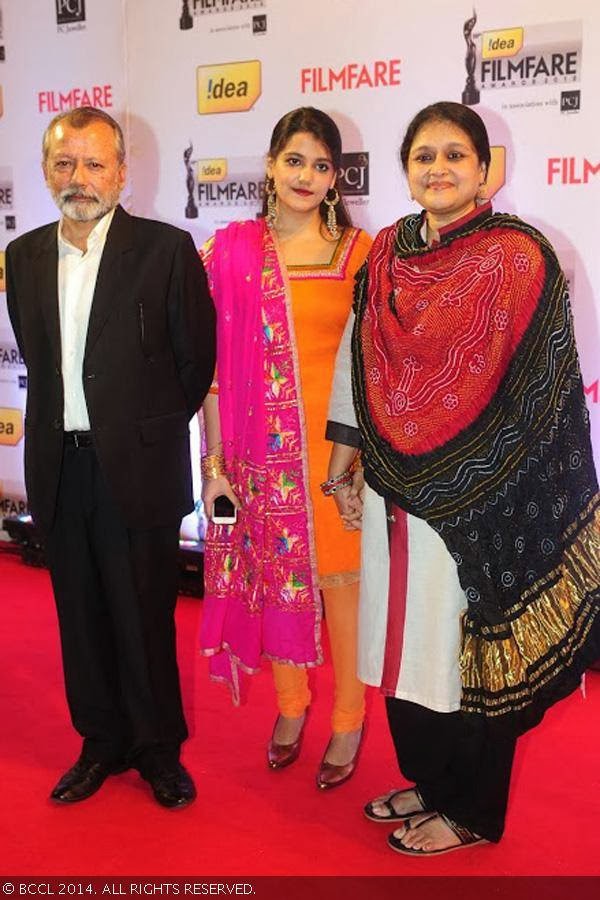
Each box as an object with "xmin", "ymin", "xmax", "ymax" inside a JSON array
[{"xmin": 6, "ymin": 205, "xmax": 216, "ymax": 534}]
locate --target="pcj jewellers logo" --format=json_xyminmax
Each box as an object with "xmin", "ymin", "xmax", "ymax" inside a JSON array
[{"xmin": 56, "ymin": 0, "xmax": 86, "ymax": 32}]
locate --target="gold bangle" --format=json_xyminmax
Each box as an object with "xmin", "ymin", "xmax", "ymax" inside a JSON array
[{"xmin": 201, "ymin": 452, "xmax": 225, "ymax": 480}]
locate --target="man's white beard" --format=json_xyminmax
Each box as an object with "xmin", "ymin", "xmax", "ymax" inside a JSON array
[{"xmin": 54, "ymin": 185, "xmax": 121, "ymax": 222}]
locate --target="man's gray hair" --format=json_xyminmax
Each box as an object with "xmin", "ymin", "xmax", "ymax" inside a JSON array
[{"xmin": 42, "ymin": 106, "xmax": 126, "ymax": 164}]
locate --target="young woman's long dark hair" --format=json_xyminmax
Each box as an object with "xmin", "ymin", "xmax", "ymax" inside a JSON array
[{"xmin": 261, "ymin": 106, "xmax": 352, "ymax": 230}]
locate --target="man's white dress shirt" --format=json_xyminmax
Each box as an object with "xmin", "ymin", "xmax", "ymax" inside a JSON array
[{"xmin": 58, "ymin": 208, "xmax": 115, "ymax": 431}]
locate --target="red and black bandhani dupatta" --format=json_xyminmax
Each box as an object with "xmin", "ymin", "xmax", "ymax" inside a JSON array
[{"xmin": 352, "ymin": 203, "xmax": 600, "ymax": 734}]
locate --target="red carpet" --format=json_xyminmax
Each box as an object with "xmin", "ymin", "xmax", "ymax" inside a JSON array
[{"xmin": 1, "ymin": 551, "xmax": 599, "ymax": 876}]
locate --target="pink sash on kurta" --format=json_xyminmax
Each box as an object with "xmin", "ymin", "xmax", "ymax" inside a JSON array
[{"xmin": 200, "ymin": 219, "xmax": 322, "ymax": 703}]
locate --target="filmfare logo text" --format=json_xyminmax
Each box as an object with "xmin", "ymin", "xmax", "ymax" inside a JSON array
[
  {"xmin": 477, "ymin": 21, "xmax": 582, "ymax": 92},
  {"xmin": 547, "ymin": 158, "xmax": 599, "ymax": 185},
  {"xmin": 38, "ymin": 84, "xmax": 113, "ymax": 113},
  {"xmin": 301, "ymin": 60, "xmax": 401, "ymax": 94}
]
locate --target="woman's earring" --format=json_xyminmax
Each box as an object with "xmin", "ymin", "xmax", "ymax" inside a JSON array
[
  {"xmin": 324, "ymin": 187, "xmax": 340, "ymax": 238},
  {"xmin": 266, "ymin": 176, "xmax": 277, "ymax": 228}
]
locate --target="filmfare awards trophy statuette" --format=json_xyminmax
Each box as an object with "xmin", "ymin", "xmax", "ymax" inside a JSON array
[
  {"xmin": 180, "ymin": 0, "xmax": 193, "ymax": 30},
  {"xmin": 184, "ymin": 143, "xmax": 199, "ymax": 219},
  {"xmin": 462, "ymin": 10, "xmax": 480, "ymax": 106}
]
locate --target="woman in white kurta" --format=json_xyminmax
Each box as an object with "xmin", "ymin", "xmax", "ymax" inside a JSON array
[
  {"xmin": 327, "ymin": 100, "xmax": 600, "ymax": 857},
  {"xmin": 328, "ymin": 311, "xmax": 467, "ymax": 714}
]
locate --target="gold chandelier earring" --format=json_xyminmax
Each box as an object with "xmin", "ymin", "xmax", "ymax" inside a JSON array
[
  {"xmin": 266, "ymin": 176, "xmax": 277, "ymax": 228},
  {"xmin": 324, "ymin": 187, "xmax": 340, "ymax": 238}
]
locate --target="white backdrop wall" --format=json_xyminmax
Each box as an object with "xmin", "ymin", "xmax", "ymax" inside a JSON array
[{"xmin": 0, "ymin": 0, "xmax": 599, "ymax": 530}]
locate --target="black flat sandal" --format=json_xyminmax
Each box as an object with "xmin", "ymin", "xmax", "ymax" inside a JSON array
[
  {"xmin": 388, "ymin": 813, "xmax": 487, "ymax": 856},
  {"xmin": 364, "ymin": 786, "xmax": 428, "ymax": 823}
]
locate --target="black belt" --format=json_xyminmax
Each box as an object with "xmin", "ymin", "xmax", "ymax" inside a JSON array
[{"xmin": 64, "ymin": 431, "xmax": 93, "ymax": 448}]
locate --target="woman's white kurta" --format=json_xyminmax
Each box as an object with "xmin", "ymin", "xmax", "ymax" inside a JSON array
[{"xmin": 329, "ymin": 313, "xmax": 467, "ymax": 712}]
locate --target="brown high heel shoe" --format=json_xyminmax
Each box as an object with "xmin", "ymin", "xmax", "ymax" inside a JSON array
[
  {"xmin": 316, "ymin": 725, "xmax": 363, "ymax": 790},
  {"xmin": 267, "ymin": 713, "xmax": 306, "ymax": 770}
]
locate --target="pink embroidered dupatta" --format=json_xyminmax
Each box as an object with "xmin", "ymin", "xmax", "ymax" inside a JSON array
[{"xmin": 200, "ymin": 219, "xmax": 323, "ymax": 702}]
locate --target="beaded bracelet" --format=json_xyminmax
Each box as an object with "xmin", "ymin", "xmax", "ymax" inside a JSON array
[
  {"xmin": 323, "ymin": 477, "xmax": 354, "ymax": 496},
  {"xmin": 320, "ymin": 469, "xmax": 353, "ymax": 497},
  {"xmin": 201, "ymin": 452, "xmax": 226, "ymax": 480}
]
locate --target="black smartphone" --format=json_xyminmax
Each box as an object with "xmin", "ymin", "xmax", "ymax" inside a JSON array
[{"xmin": 212, "ymin": 494, "xmax": 238, "ymax": 525}]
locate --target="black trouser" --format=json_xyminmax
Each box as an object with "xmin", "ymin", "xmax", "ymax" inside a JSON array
[
  {"xmin": 45, "ymin": 441, "xmax": 187, "ymax": 777},
  {"xmin": 385, "ymin": 697, "xmax": 516, "ymax": 842}
]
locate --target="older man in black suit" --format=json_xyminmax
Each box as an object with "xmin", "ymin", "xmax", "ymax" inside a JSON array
[{"xmin": 6, "ymin": 107, "xmax": 215, "ymax": 808}]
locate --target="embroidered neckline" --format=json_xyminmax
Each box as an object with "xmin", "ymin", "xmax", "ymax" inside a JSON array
[{"xmin": 287, "ymin": 228, "xmax": 360, "ymax": 281}]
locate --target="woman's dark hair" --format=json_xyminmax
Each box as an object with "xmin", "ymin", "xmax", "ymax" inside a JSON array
[
  {"xmin": 399, "ymin": 101, "xmax": 491, "ymax": 175},
  {"xmin": 261, "ymin": 106, "xmax": 352, "ymax": 230}
]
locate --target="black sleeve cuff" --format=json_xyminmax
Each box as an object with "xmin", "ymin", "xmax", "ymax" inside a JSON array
[{"xmin": 325, "ymin": 420, "xmax": 362, "ymax": 448}]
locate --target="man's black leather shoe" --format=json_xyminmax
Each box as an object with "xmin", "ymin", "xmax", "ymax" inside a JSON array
[
  {"xmin": 145, "ymin": 763, "xmax": 196, "ymax": 809},
  {"xmin": 50, "ymin": 758, "xmax": 127, "ymax": 803}
]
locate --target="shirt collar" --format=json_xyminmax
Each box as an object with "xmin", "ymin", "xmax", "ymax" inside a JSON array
[
  {"xmin": 58, "ymin": 206, "xmax": 117, "ymax": 256},
  {"xmin": 419, "ymin": 201, "xmax": 493, "ymax": 246}
]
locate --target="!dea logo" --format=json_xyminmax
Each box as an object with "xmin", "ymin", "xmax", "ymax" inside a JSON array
[
  {"xmin": 197, "ymin": 61, "xmax": 261, "ymax": 115},
  {"xmin": 0, "ymin": 408, "xmax": 23, "ymax": 446}
]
